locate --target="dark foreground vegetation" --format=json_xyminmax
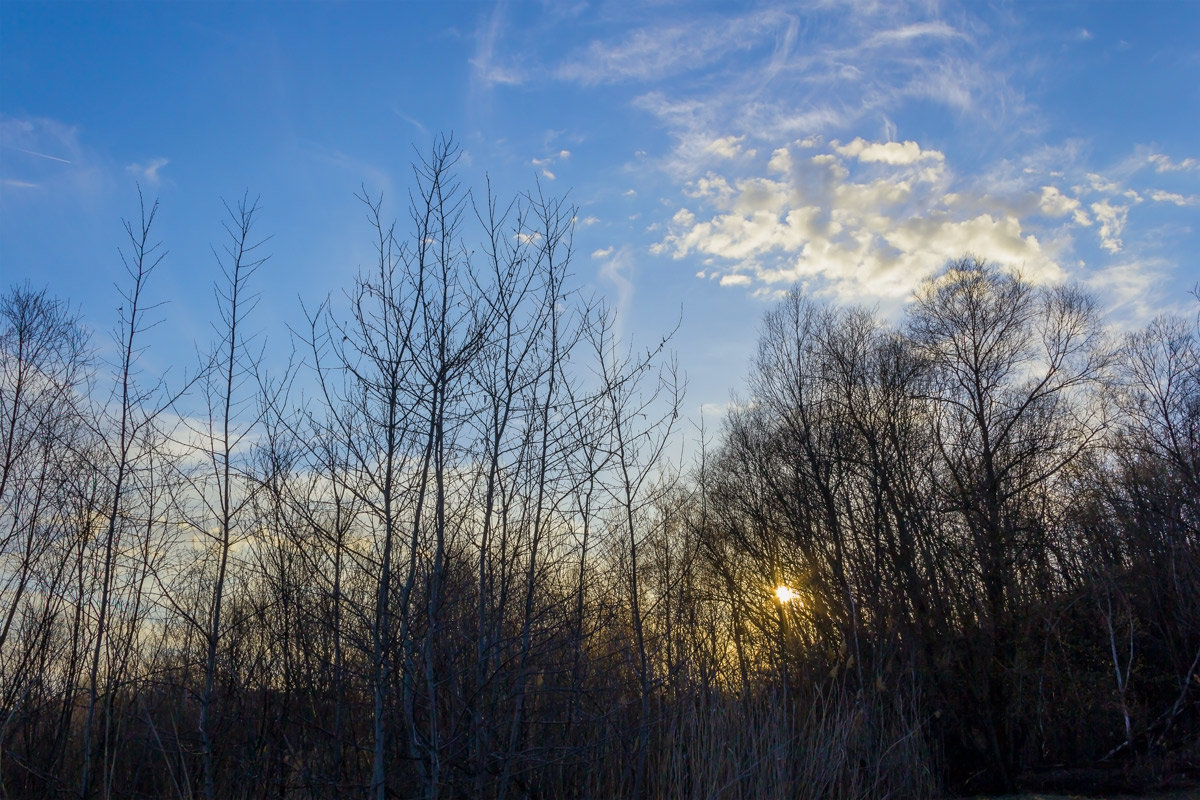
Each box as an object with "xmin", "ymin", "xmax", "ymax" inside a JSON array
[{"xmin": 2, "ymin": 141, "xmax": 1198, "ymax": 799}]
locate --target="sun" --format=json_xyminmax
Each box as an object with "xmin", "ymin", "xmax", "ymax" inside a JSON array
[{"xmin": 774, "ymin": 585, "xmax": 799, "ymax": 604}]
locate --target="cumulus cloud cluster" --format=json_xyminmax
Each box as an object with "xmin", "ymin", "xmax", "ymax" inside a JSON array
[
  {"xmin": 655, "ymin": 136, "xmax": 1067, "ymax": 301},
  {"xmin": 472, "ymin": 0, "xmax": 1198, "ymax": 320},
  {"xmin": 653, "ymin": 128, "xmax": 1200, "ymax": 306}
]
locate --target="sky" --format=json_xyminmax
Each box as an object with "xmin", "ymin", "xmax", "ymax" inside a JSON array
[{"xmin": 2, "ymin": 0, "xmax": 1199, "ymax": 425}]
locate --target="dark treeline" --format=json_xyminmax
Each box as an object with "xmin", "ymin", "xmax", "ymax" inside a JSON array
[{"xmin": 2, "ymin": 141, "xmax": 1197, "ymax": 799}]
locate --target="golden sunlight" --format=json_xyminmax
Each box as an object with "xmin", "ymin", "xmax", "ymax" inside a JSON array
[{"xmin": 774, "ymin": 585, "xmax": 799, "ymax": 604}]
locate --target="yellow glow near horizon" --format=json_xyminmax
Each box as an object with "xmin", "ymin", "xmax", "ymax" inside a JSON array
[{"xmin": 775, "ymin": 585, "xmax": 799, "ymax": 604}]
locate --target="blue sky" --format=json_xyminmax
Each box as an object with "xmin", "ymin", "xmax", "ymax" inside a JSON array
[{"xmin": 3, "ymin": 0, "xmax": 1198, "ymax": 420}]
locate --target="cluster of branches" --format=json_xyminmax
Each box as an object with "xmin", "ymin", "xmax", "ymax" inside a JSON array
[
  {"xmin": 0, "ymin": 140, "xmax": 690, "ymax": 800},
  {"xmin": 697, "ymin": 261, "xmax": 1200, "ymax": 794},
  {"xmin": 1, "ymin": 138, "xmax": 1197, "ymax": 799}
]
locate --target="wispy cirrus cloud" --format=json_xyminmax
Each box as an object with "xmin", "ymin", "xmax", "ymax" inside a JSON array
[
  {"xmin": 556, "ymin": 10, "xmax": 788, "ymax": 86},
  {"xmin": 471, "ymin": 1, "xmax": 525, "ymax": 88},
  {"xmin": 1084, "ymin": 258, "xmax": 1185, "ymax": 323},
  {"xmin": 861, "ymin": 21, "xmax": 967, "ymax": 48},
  {"xmin": 590, "ymin": 2, "xmax": 1027, "ymax": 185},
  {"xmin": 0, "ymin": 115, "xmax": 105, "ymax": 197},
  {"xmin": 2, "ymin": 116, "xmax": 82, "ymax": 163},
  {"xmin": 597, "ymin": 245, "xmax": 636, "ymax": 337},
  {"xmin": 471, "ymin": 1, "xmax": 1194, "ymax": 332}
]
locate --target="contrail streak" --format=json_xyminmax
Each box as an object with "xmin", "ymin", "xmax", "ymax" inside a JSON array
[{"xmin": 10, "ymin": 145, "xmax": 72, "ymax": 164}]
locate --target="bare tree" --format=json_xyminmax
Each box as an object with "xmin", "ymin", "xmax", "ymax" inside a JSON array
[
  {"xmin": 0, "ymin": 286, "xmax": 92, "ymax": 792},
  {"xmin": 0, "ymin": 287, "xmax": 91, "ymax": 657},
  {"xmin": 179, "ymin": 194, "xmax": 271, "ymax": 800},
  {"xmin": 79, "ymin": 189, "xmax": 176, "ymax": 799},
  {"xmin": 907, "ymin": 257, "xmax": 1111, "ymax": 790},
  {"xmin": 594, "ymin": 309, "xmax": 682, "ymax": 800}
]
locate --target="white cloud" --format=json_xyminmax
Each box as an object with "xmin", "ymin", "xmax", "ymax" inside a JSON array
[
  {"xmin": 1085, "ymin": 172, "xmax": 1121, "ymax": 194},
  {"xmin": 0, "ymin": 115, "xmax": 104, "ymax": 196},
  {"xmin": 126, "ymin": 157, "xmax": 169, "ymax": 185},
  {"xmin": 597, "ymin": 245, "xmax": 635, "ymax": 335},
  {"xmin": 862, "ymin": 21, "xmax": 967, "ymax": 49},
  {"xmin": 904, "ymin": 63, "xmax": 977, "ymax": 111},
  {"xmin": 471, "ymin": 4, "xmax": 524, "ymax": 87},
  {"xmin": 768, "ymin": 147, "xmax": 792, "ymax": 174},
  {"xmin": 657, "ymin": 135, "xmax": 1065, "ymax": 301},
  {"xmin": 706, "ymin": 135, "xmax": 749, "ymax": 159},
  {"xmin": 547, "ymin": 0, "xmax": 1035, "ymax": 201},
  {"xmin": 1039, "ymin": 185, "xmax": 1081, "ymax": 217},
  {"xmin": 1149, "ymin": 189, "xmax": 1197, "ymax": 206},
  {"xmin": 835, "ymin": 137, "xmax": 945, "ymax": 166},
  {"xmin": 1147, "ymin": 153, "xmax": 1199, "ymax": 173},
  {"xmin": 1089, "ymin": 200, "xmax": 1128, "ymax": 253},
  {"xmin": 539, "ymin": 5, "xmax": 1189, "ymax": 321},
  {"xmin": 472, "ymin": 59, "xmax": 523, "ymax": 86},
  {"xmin": 699, "ymin": 401, "xmax": 735, "ymax": 417},
  {"xmin": 557, "ymin": 10, "xmax": 786, "ymax": 85},
  {"xmin": 619, "ymin": 3, "xmax": 1018, "ymax": 180},
  {"xmin": 531, "ymin": 148, "xmax": 571, "ymax": 176},
  {"xmin": 592, "ymin": 246, "xmax": 614, "ymax": 258},
  {"xmin": 1085, "ymin": 259, "xmax": 1182, "ymax": 323},
  {"xmin": 684, "ymin": 174, "xmax": 734, "ymax": 202}
]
